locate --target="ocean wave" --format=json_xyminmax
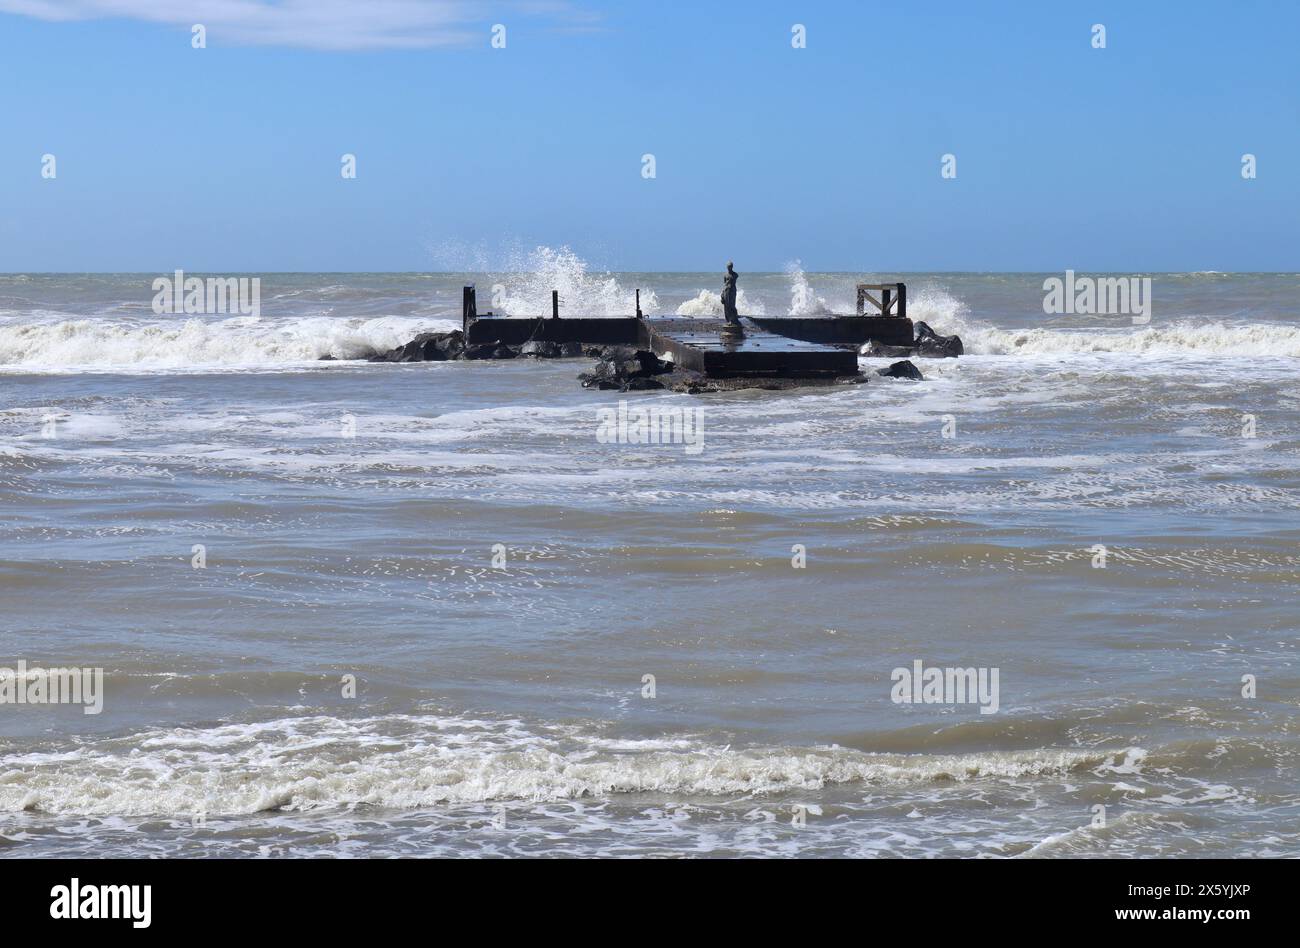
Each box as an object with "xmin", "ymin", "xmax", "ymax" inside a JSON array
[
  {"xmin": 959, "ymin": 320, "xmax": 1300, "ymax": 358},
  {"xmin": 675, "ymin": 288, "xmax": 767, "ymax": 317},
  {"xmin": 673, "ymin": 263, "xmax": 833, "ymax": 317},
  {"xmin": 0, "ymin": 713, "xmax": 1127, "ymax": 816},
  {"xmin": 0, "ymin": 315, "xmax": 457, "ymax": 370},
  {"xmin": 886, "ymin": 285, "xmax": 1300, "ymax": 359}
]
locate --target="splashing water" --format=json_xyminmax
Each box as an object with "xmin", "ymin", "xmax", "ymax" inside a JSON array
[
  {"xmin": 785, "ymin": 261, "xmax": 835, "ymax": 315},
  {"xmin": 490, "ymin": 246, "xmax": 658, "ymax": 317},
  {"xmin": 674, "ymin": 288, "xmax": 768, "ymax": 317},
  {"xmin": 907, "ymin": 285, "xmax": 971, "ymax": 333}
]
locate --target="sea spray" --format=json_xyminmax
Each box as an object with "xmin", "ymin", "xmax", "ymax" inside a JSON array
[
  {"xmin": 0, "ymin": 315, "xmax": 456, "ymax": 369},
  {"xmin": 490, "ymin": 246, "xmax": 657, "ymax": 317},
  {"xmin": 675, "ymin": 288, "xmax": 767, "ymax": 316},
  {"xmin": 785, "ymin": 261, "xmax": 835, "ymax": 315}
]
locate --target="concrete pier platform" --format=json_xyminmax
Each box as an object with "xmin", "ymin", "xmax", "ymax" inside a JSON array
[
  {"xmin": 747, "ymin": 315, "xmax": 914, "ymax": 348},
  {"xmin": 466, "ymin": 316, "xmax": 642, "ymax": 348},
  {"xmin": 644, "ymin": 318, "xmax": 857, "ymax": 378},
  {"xmin": 465, "ymin": 315, "xmax": 865, "ymax": 378},
  {"xmin": 460, "ymin": 283, "xmax": 916, "ymax": 380}
]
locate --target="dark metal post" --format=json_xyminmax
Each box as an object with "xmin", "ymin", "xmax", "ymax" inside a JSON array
[
  {"xmin": 462, "ymin": 284, "xmax": 477, "ymax": 333},
  {"xmin": 551, "ymin": 290, "xmax": 559, "ymax": 319}
]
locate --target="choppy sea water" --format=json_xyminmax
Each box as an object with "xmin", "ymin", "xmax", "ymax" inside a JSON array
[{"xmin": 1, "ymin": 260, "xmax": 1297, "ymax": 857}]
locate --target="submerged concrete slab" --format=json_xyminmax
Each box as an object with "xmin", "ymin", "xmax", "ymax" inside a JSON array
[{"xmin": 645, "ymin": 318, "xmax": 856, "ymax": 378}]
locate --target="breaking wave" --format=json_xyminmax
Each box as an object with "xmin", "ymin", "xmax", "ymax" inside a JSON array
[
  {"xmin": 673, "ymin": 263, "xmax": 830, "ymax": 317},
  {"xmin": 0, "ymin": 712, "xmax": 1129, "ymax": 816},
  {"xmin": 0, "ymin": 315, "xmax": 457, "ymax": 371},
  {"xmin": 675, "ymin": 288, "xmax": 767, "ymax": 317},
  {"xmin": 902, "ymin": 286, "xmax": 1300, "ymax": 359},
  {"xmin": 960, "ymin": 319, "xmax": 1300, "ymax": 358}
]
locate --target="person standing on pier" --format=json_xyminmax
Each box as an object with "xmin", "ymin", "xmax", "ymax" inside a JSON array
[{"xmin": 721, "ymin": 261, "xmax": 740, "ymax": 324}]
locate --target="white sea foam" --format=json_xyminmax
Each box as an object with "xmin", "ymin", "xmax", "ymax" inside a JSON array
[
  {"xmin": 675, "ymin": 288, "xmax": 767, "ymax": 317},
  {"xmin": 0, "ymin": 315, "xmax": 456, "ymax": 371},
  {"xmin": 0, "ymin": 713, "xmax": 1128, "ymax": 816},
  {"xmin": 961, "ymin": 320, "xmax": 1300, "ymax": 358},
  {"xmin": 902, "ymin": 287, "xmax": 1300, "ymax": 359}
]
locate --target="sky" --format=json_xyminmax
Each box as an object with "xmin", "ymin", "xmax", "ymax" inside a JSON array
[{"xmin": 0, "ymin": 0, "xmax": 1297, "ymax": 272}]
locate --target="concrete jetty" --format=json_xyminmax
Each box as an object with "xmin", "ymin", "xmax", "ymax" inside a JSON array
[{"xmin": 459, "ymin": 282, "xmax": 928, "ymax": 381}]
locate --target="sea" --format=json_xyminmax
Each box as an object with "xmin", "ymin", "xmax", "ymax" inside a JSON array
[{"xmin": 1, "ymin": 252, "xmax": 1297, "ymax": 857}]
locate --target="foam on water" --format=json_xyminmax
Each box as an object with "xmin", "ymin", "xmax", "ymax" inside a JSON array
[
  {"xmin": 0, "ymin": 315, "xmax": 457, "ymax": 371},
  {"xmin": 0, "ymin": 712, "xmax": 1131, "ymax": 816},
  {"xmin": 961, "ymin": 319, "xmax": 1300, "ymax": 358},
  {"xmin": 5, "ymin": 270, "xmax": 1299, "ymax": 857},
  {"xmin": 898, "ymin": 286, "xmax": 1300, "ymax": 360}
]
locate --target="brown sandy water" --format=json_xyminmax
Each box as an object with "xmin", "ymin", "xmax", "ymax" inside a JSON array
[{"xmin": 1, "ymin": 270, "xmax": 1297, "ymax": 856}]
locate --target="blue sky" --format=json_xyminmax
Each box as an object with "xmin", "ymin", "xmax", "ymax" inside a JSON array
[{"xmin": 1, "ymin": 0, "xmax": 1297, "ymax": 272}]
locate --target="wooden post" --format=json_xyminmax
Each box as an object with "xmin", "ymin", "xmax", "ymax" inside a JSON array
[
  {"xmin": 896, "ymin": 282, "xmax": 907, "ymax": 319},
  {"xmin": 856, "ymin": 286, "xmax": 865, "ymax": 316},
  {"xmin": 636, "ymin": 289, "xmax": 643, "ymax": 319},
  {"xmin": 552, "ymin": 290, "xmax": 560, "ymax": 319},
  {"xmin": 882, "ymin": 287, "xmax": 892, "ymax": 317}
]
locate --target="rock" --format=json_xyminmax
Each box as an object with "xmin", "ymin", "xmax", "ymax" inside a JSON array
[
  {"xmin": 877, "ymin": 359, "xmax": 924, "ymax": 381},
  {"xmin": 579, "ymin": 348, "xmax": 672, "ymax": 387},
  {"xmin": 664, "ymin": 369, "xmax": 716, "ymax": 394},
  {"xmin": 558, "ymin": 342, "xmax": 585, "ymax": 358},
  {"xmin": 674, "ymin": 379, "xmax": 718, "ymax": 394},
  {"xmin": 462, "ymin": 342, "xmax": 517, "ymax": 360},
  {"xmin": 591, "ymin": 344, "xmax": 636, "ymax": 362},
  {"xmin": 629, "ymin": 350, "xmax": 673, "ymax": 375},
  {"xmin": 372, "ymin": 330, "xmax": 465, "ymax": 363},
  {"xmin": 579, "ymin": 375, "xmax": 624, "ymax": 390},
  {"xmin": 622, "ymin": 376, "xmax": 666, "ymax": 391},
  {"xmin": 860, "ymin": 340, "xmax": 915, "ymax": 358},
  {"xmin": 518, "ymin": 340, "xmax": 561, "ymax": 359},
  {"xmin": 913, "ymin": 321, "xmax": 963, "ymax": 358}
]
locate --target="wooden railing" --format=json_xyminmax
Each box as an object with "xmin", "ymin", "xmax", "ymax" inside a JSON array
[{"xmin": 856, "ymin": 282, "xmax": 907, "ymax": 318}]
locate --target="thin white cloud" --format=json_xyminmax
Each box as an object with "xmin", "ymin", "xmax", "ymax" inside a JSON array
[{"xmin": 0, "ymin": 0, "xmax": 595, "ymax": 50}]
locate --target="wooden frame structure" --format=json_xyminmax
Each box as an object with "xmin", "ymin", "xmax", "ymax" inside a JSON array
[{"xmin": 856, "ymin": 282, "xmax": 907, "ymax": 319}]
